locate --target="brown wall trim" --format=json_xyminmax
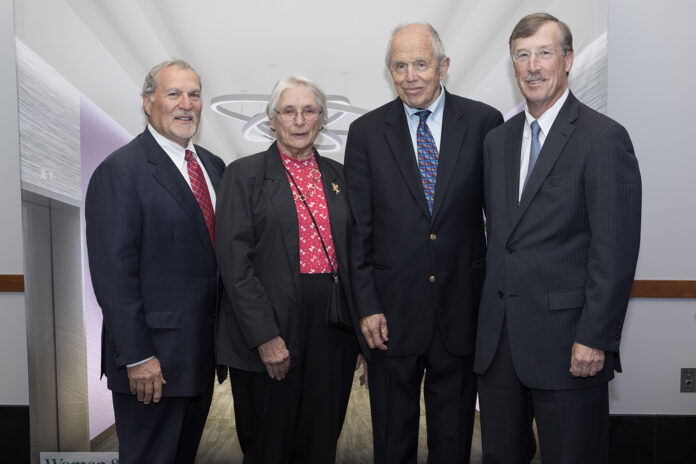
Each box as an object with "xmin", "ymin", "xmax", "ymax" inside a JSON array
[
  {"xmin": 631, "ymin": 280, "xmax": 696, "ymax": 298},
  {"xmin": 90, "ymin": 423, "xmax": 116, "ymax": 449},
  {"xmin": 2, "ymin": 276, "xmax": 694, "ymax": 298},
  {"xmin": 0, "ymin": 275, "xmax": 24, "ymax": 292}
]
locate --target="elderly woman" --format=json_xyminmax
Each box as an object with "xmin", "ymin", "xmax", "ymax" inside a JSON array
[{"xmin": 215, "ymin": 75, "xmax": 368, "ymax": 463}]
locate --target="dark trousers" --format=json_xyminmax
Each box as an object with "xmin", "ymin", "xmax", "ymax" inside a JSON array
[
  {"xmin": 229, "ymin": 273, "xmax": 359, "ymax": 464},
  {"xmin": 477, "ymin": 326, "xmax": 610, "ymax": 464},
  {"xmin": 112, "ymin": 373, "xmax": 214, "ymax": 464},
  {"xmin": 367, "ymin": 325, "xmax": 477, "ymax": 464}
]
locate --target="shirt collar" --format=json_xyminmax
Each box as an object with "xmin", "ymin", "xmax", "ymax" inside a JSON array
[
  {"xmin": 403, "ymin": 83, "xmax": 446, "ymax": 125},
  {"xmin": 278, "ymin": 145, "xmax": 316, "ymax": 167},
  {"xmin": 147, "ymin": 123, "xmax": 197, "ymax": 164},
  {"xmin": 524, "ymin": 88, "xmax": 570, "ymax": 135}
]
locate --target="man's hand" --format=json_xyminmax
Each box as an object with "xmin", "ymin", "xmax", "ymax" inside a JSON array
[
  {"xmin": 356, "ymin": 354, "xmax": 369, "ymax": 388},
  {"xmin": 258, "ymin": 336, "xmax": 291, "ymax": 380},
  {"xmin": 127, "ymin": 357, "xmax": 166, "ymax": 404},
  {"xmin": 570, "ymin": 342, "xmax": 605, "ymax": 377},
  {"xmin": 360, "ymin": 313, "xmax": 389, "ymax": 351}
]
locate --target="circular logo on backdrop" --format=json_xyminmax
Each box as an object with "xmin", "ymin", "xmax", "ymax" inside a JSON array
[{"xmin": 210, "ymin": 94, "xmax": 367, "ymax": 152}]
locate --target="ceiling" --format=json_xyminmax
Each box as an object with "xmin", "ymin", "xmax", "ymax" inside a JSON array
[{"xmin": 14, "ymin": 0, "xmax": 608, "ymax": 163}]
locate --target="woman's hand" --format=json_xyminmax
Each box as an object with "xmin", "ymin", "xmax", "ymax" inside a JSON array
[
  {"xmin": 258, "ymin": 336, "xmax": 291, "ymax": 380},
  {"xmin": 355, "ymin": 354, "xmax": 369, "ymax": 388}
]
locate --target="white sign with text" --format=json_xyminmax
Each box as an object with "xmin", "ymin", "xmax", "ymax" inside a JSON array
[{"xmin": 40, "ymin": 452, "xmax": 119, "ymax": 464}]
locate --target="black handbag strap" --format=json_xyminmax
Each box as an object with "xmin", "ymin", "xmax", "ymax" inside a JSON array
[{"xmin": 283, "ymin": 164, "xmax": 337, "ymax": 277}]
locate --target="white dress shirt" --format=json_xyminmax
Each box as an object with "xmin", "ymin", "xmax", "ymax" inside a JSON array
[
  {"xmin": 403, "ymin": 83, "xmax": 446, "ymax": 160},
  {"xmin": 518, "ymin": 88, "xmax": 570, "ymax": 201}
]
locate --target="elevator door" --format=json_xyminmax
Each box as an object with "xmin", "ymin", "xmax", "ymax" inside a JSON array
[{"xmin": 22, "ymin": 191, "xmax": 89, "ymax": 461}]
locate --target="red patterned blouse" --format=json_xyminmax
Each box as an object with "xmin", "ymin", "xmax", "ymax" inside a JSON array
[{"xmin": 279, "ymin": 148, "xmax": 338, "ymax": 274}]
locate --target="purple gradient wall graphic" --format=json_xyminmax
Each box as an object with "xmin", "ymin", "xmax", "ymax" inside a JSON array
[{"xmin": 80, "ymin": 95, "xmax": 132, "ymax": 439}]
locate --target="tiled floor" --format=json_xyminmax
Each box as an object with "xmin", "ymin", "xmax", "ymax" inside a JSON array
[{"xmin": 94, "ymin": 373, "xmax": 543, "ymax": 463}]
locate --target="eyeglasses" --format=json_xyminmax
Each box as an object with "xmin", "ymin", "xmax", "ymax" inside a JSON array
[
  {"xmin": 511, "ymin": 48, "xmax": 568, "ymax": 64},
  {"xmin": 391, "ymin": 61, "xmax": 437, "ymax": 75},
  {"xmin": 274, "ymin": 107, "xmax": 322, "ymax": 122}
]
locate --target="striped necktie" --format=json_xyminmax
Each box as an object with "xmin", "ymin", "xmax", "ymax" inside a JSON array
[{"xmin": 185, "ymin": 150, "xmax": 215, "ymax": 246}]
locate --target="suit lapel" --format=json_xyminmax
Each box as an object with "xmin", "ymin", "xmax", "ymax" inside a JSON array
[
  {"xmin": 431, "ymin": 91, "xmax": 468, "ymax": 223},
  {"xmin": 504, "ymin": 113, "xmax": 525, "ymax": 225},
  {"xmin": 196, "ymin": 147, "xmax": 221, "ymax": 193},
  {"xmin": 264, "ymin": 144, "xmax": 301, "ymax": 281},
  {"xmin": 383, "ymin": 99, "xmax": 431, "ymax": 218},
  {"xmin": 142, "ymin": 129, "xmax": 214, "ymax": 256},
  {"xmin": 512, "ymin": 94, "xmax": 579, "ymax": 229}
]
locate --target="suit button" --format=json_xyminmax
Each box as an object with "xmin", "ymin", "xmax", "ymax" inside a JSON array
[
  {"xmin": 498, "ymin": 290, "xmax": 504, "ymax": 298},
  {"xmin": 429, "ymin": 234, "xmax": 437, "ymax": 240},
  {"xmin": 429, "ymin": 275, "xmax": 436, "ymax": 283},
  {"xmin": 505, "ymin": 247, "xmax": 515, "ymax": 254}
]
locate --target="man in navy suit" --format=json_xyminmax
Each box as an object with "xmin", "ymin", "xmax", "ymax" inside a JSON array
[
  {"xmin": 86, "ymin": 59, "xmax": 225, "ymax": 464},
  {"xmin": 344, "ymin": 23, "xmax": 502, "ymax": 463},
  {"xmin": 475, "ymin": 13, "xmax": 641, "ymax": 463}
]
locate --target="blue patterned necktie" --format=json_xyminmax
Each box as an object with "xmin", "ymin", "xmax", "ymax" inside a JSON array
[
  {"xmin": 416, "ymin": 110, "xmax": 439, "ymax": 214},
  {"xmin": 523, "ymin": 120, "xmax": 541, "ymax": 192}
]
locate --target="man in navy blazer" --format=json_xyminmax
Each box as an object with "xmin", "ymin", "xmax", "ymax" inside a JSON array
[
  {"xmin": 475, "ymin": 14, "xmax": 641, "ymax": 463},
  {"xmin": 344, "ymin": 23, "xmax": 503, "ymax": 463},
  {"xmin": 86, "ymin": 60, "xmax": 225, "ymax": 464}
]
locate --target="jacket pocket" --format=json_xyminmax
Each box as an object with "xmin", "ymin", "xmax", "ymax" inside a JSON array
[
  {"xmin": 544, "ymin": 176, "xmax": 574, "ymax": 189},
  {"xmin": 547, "ymin": 288, "xmax": 585, "ymax": 311},
  {"xmin": 144, "ymin": 310, "xmax": 182, "ymax": 329}
]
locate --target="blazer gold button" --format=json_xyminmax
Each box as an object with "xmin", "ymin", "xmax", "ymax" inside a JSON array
[
  {"xmin": 430, "ymin": 234, "xmax": 437, "ymax": 240},
  {"xmin": 429, "ymin": 275, "xmax": 436, "ymax": 283}
]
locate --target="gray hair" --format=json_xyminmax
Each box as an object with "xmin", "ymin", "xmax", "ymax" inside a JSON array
[
  {"xmin": 509, "ymin": 13, "xmax": 573, "ymax": 55},
  {"xmin": 266, "ymin": 75, "xmax": 329, "ymax": 126},
  {"xmin": 141, "ymin": 59, "xmax": 202, "ymax": 101},
  {"xmin": 385, "ymin": 22, "xmax": 447, "ymax": 68}
]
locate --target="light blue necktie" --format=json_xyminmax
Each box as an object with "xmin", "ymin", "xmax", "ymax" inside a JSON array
[{"xmin": 523, "ymin": 120, "xmax": 541, "ymax": 191}]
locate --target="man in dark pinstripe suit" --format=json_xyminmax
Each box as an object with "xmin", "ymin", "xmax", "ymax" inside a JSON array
[{"xmin": 474, "ymin": 13, "xmax": 641, "ymax": 464}]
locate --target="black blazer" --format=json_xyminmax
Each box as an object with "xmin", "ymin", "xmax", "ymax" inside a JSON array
[
  {"xmin": 474, "ymin": 92, "xmax": 642, "ymax": 389},
  {"xmin": 344, "ymin": 91, "xmax": 503, "ymax": 357},
  {"xmin": 85, "ymin": 128, "xmax": 225, "ymax": 396},
  {"xmin": 215, "ymin": 143, "xmax": 368, "ymax": 373}
]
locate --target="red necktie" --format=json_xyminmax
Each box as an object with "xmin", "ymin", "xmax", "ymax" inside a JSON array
[{"xmin": 185, "ymin": 150, "xmax": 215, "ymax": 247}]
